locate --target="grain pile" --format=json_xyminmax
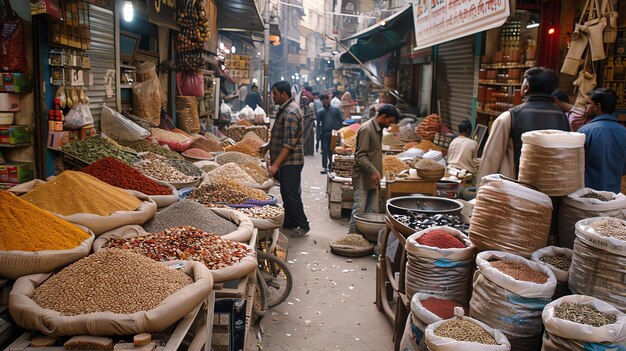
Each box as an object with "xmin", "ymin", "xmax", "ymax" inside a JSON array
[
  {"xmin": 204, "ymin": 163, "xmax": 256, "ymax": 184},
  {"xmin": 539, "ymin": 255, "xmax": 571, "ymax": 271},
  {"xmin": 332, "ymin": 234, "xmax": 371, "ymax": 247},
  {"xmin": 143, "ymin": 200, "xmax": 237, "ymax": 236},
  {"xmin": 216, "ymin": 151, "xmax": 257, "ymax": 166},
  {"xmin": 433, "ymin": 319, "xmax": 497, "ymax": 344},
  {"xmin": 236, "ymin": 205, "xmax": 283, "ymax": 219},
  {"xmin": 225, "ymin": 143, "xmax": 259, "ymax": 157},
  {"xmin": 490, "ymin": 260, "xmax": 548, "ymax": 284},
  {"xmin": 589, "ymin": 218, "xmax": 626, "ymax": 241},
  {"xmin": 580, "ymin": 192, "xmax": 612, "ymax": 201},
  {"xmin": 133, "ymin": 160, "xmax": 195, "ymax": 183},
  {"xmin": 382, "ymin": 133, "xmax": 406, "ymax": 147},
  {"xmin": 383, "ymin": 155, "xmax": 409, "ymax": 175},
  {"xmin": 554, "ymin": 303, "xmax": 617, "ymax": 327},
  {"xmin": 32, "ymin": 249, "xmax": 192, "ymax": 315},
  {"xmin": 187, "ymin": 180, "xmax": 270, "ymax": 205},
  {"xmin": 150, "ymin": 128, "xmax": 192, "ymax": 143}
]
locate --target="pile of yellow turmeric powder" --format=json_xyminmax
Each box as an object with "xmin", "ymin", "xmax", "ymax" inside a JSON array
[
  {"xmin": 0, "ymin": 192, "xmax": 90, "ymax": 251},
  {"xmin": 21, "ymin": 171, "xmax": 142, "ymax": 216}
]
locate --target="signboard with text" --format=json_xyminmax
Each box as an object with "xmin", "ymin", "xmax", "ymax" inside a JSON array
[
  {"xmin": 148, "ymin": 0, "xmax": 177, "ymax": 30},
  {"xmin": 413, "ymin": 0, "xmax": 511, "ymax": 50}
]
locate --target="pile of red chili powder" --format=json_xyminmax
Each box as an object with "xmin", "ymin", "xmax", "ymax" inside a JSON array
[
  {"xmin": 82, "ymin": 157, "xmax": 172, "ymax": 195},
  {"xmin": 420, "ymin": 297, "xmax": 468, "ymax": 319},
  {"xmin": 416, "ymin": 229, "xmax": 465, "ymax": 249}
]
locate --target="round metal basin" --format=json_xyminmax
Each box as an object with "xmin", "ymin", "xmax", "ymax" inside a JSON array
[
  {"xmin": 387, "ymin": 196, "xmax": 463, "ymax": 215},
  {"xmin": 354, "ymin": 213, "xmax": 386, "ymax": 242}
]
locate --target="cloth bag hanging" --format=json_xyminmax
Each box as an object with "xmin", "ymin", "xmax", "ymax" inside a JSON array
[
  {"xmin": 560, "ymin": 0, "xmax": 605, "ymax": 74},
  {"xmin": 602, "ymin": 0, "xmax": 619, "ymax": 43},
  {"xmin": 586, "ymin": 0, "xmax": 607, "ymax": 61},
  {"xmin": 573, "ymin": 53, "xmax": 597, "ymax": 106}
]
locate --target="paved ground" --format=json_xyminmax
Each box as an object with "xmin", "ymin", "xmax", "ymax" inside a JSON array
[{"xmin": 258, "ymin": 153, "xmax": 394, "ymax": 350}]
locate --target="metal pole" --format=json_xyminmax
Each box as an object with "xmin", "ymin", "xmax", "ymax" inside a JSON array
[{"xmin": 263, "ymin": 0, "xmax": 271, "ymax": 112}]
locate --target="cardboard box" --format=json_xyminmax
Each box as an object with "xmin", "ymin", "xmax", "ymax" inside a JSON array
[
  {"xmin": 212, "ymin": 298, "xmax": 247, "ymax": 351},
  {"xmin": 80, "ymin": 125, "xmax": 97, "ymax": 140},
  {"xmin": 48, "ymin": 120, "xmax": 64, "ymax": 131},
  {"xmin": 0, "ymin": 94, "xmax": 20, "ymax": 112},
  {"xmin": 0, "ymin": 125, "xmax": 29, "ymax": 145},
  {"xmin": 48, "ymin": 130, "xmax": 78, "ymax": 150},
  {"xmin": 0, "ymin": 162, "xmax": 35, "ymax": 184}
]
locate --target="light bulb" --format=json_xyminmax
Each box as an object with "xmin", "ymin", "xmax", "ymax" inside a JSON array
[
  {"xmin": 219, "ymin": 42, "xmax": 225, "ymax": 50},
  {"xmin": 231, "ymin": 46, "xmax": 236, "ymax": 53},
  {"xmin": 123, "ymin": 1, "xmax": 134, "ymax": 22}
]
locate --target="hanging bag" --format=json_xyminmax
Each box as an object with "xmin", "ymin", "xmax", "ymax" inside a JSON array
[
  {"xmin": 586, "ymin": 0, "xmax": 607, "ymax": 61},
  {"xmin": 0, "ymin": 0, "xmax": 27, "ymax": 72},
  {"xmin": 176, "ymin": 71, "xmax": 204, "ymax": 97},
  {"xmin": 602, "ymin": 0, "xmax": 619, "ymax": 43},
  {"xmin": 561, "ymin": 0, "xmax": 592, "ymax": 75},
  {"xmin": 573, "ymin": 52, "xmax": 597, "ymax": 106}
]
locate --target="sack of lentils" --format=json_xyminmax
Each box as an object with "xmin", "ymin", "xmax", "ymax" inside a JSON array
[
  {"xmin": 405, "ymin": 227, "xmax": 475, "ymax": 304},
  {"xmin": 424, "ymin": 309, "xmax": 511, "ymax": 351},
  {"xmin": 541, "ymin": 295, "xmax": 626, "ymax": 351},
  {"xmin": 569, "ymin": 217, "xmax": 626, "ymax": 312},
  {"xmin": 94, "ymin": 225, "xmax": 257, "ymax": 283},
  {"xmin": 470, "ymin": 251, "xmax": 557, "ymax": 351},
  {"xmin": 0, "ymin": 192, "xmax": 95, "ymax": 280},
  {"xmin": 9, "ymin": 249, "xmax": 213, "ymax": 336},
  {"xmin": 530, "ymin": 246, "xmax": 573, "ymax": 300},
  {"xmin": 558, "ymin": 188, "xmax": 626, "ymax": 249},
  {"xmin": 469, "ymin": 174, "xmax": 553, "ymax": 258},
  {"xmin": 20, "ymin": 171, "xmax": 157, "ymax": 236}
]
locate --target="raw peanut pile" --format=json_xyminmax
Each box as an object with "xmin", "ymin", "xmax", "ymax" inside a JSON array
[
  {"xmin": 241, "ymin": 165, "xmax": 268, "ymax": 184},
  {"xmin": 383, "ymin": 155, "xmax": 409, "ymax": 175},
  {"xmin": 205, "ymin": 163, "xmax": 256, "ymax": 184},
  {"xmin": 236, "ymin": 205, "xmax": 283, "ymax": 219},
  {"xmin": 589, "ymin": 218, "xmax": 626, "ymax": 241},
  {"xmin": 188, "ymin": 180, "xmax": 270, "ymax": 204},
  {"xmin": 133, "ymin": 160, "xmax": 195, "ymax": 183},
  {"xmin": 490, "ymin": 260, "xmax": 549, "ymax": 284},
  {"xmin": 434, "ymin": 319, "xmax": 497, "ymax": 344},
  {"xmin": 554, "ymin": 303, "xmax": 617, "ymax": 327},
  {"xmin": 539, "ymin": 255, "xmax": 571, "ymax": 271},
  {"xmin": 32, "ymin": 249, "xmax": 192, "ymax": 315},
  {"xmin": 108, "ymin": 226, "xmax": 251, "ymax": 269},
  {"xmin": 332, "ymin": 234, "xmax": 371, "ymax": 247}
]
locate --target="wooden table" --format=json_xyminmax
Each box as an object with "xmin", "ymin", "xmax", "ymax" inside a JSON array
[{"xmin": 383, "ymin": 178, "xmax": 437, "ymax": 200}]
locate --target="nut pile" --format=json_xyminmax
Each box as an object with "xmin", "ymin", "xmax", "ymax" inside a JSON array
[
  {"xmin": 490, "ymin": 260, "xmax": 549, "ymax": 284},
  {"xmin": 216, "ymin": 151, "xmax": 257, "ymax": 166},
  {"xmin": 332, "ymin": 234, "xmax": 371, "ymax": 247},
  {"xmin": 205, "ymin": 163, "xmax": 256, "ymax": 184},
  {"xmin": 133, "ymin": 160, "xmax": 195, "ymax": 183},
  {"xmin": 226, "ymin": 125, "xmax": 268, "ymax": 142},
  {"xmin": 580, "ymin": 192, "xmax": 612, "ymax": 201},
  {"xmin": 383, "ymin": 155, "xmax": 409, "ymax": 176},
  {"xmin": 539, "ymin": 255, "xmax": 571, "ymax": 271},
  {"xmin": 434, "ymin": 319, "xmax": 497, "ymax": 344},
  {"xmin": 554, "ymin": 303, "xmax": 617, "ymax": 327},
  {"xmin": 108, "ymin": 226, "xmax": 252, "ymax": 270},
  {"xmin": 187, "ymin": 180, "xmax": 270, "ymax": 205},
  {"xmin": 166, "ymin": 159, "xmax": 203, "ymax": 178},
  {"xmin": 143, "ymin": 200, "xmax": 237, "ymax": 236},
  {"xmin": 32, "ymin": 249, "xmax": 192, "ymax": 315},
  {"xmin": 392, "ymin": 213, "xmax": 469, "ymax": 234},
  {"xmin": 416, "ymin": 158, "xmax": 445, "ymax": 170},
  {"xmin": 120, "ymin": 139, "xmax": 184, "ymax": 160},
  {"xmin": 333, "ymin": 155, "xmax": 355, "ymax": 178},
  {"xmin": 236, "ymin": 205, "xmax": 284, "ymax": 219},
  {"xmin": 589, "ymin": 218, "xmax": 626, "ymax": 241},
  {"xmin": 241, "ymin": 165, "xmax": 268, "ymax": 184}
]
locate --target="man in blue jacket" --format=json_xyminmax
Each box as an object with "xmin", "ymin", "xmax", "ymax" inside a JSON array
[
  {"xmin": 316, "ymin": 94, "xmax": 344, "ymax": 174},
  {"xmin": 578, "ymin": 88, "xmax": 626, "ymax": 193}
]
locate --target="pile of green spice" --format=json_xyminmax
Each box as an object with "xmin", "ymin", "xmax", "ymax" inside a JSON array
[
  {"xmin": 119, "ymin": 139, "xmax": 184, "ymax": 160},
  {"xmin": 554, "ymin": 303, "xmax": 617, "ymax": 327},
  {"xmin": 82, "ymin": 157, "xmax": 172, "ymax": 195},
  {"xmin": 60, "ymin": 135, "xmax": 139, "ymax": 165}
]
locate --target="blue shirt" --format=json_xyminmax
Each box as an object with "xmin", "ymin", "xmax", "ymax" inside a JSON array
[
  {"xmin": 316, "ymin": 106, "xmax": 343, "ymax": 138},
  {"xmin": 578, "ymin": 114, "xmax": 626, "ymax": 193}
]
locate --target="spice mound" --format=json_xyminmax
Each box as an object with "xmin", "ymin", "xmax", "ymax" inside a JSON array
[
  {"xmin": 225, "ymin": 143, "xmax": 259, "ymax": 157},
  {"xmin": 539, "ymin": 255, "xmax": 571, "ymax": 271},
  {"xmin": 60, "ymin": 135, "xmax": 140, "ymax": 165},
  {"xmin": 21, "ymin": 171, "xmax": 142, "ymax": 216},
  {"xmin": 82, "ymin": 157, "xmax": 172, "ymax": 195},
  {"xmin": 434, "ymin": 319, "xmax": 497, "ymax": 344},
  {"xmin": 241, "ymin": 164, "xmax": 269, "ymax": 184},
  {"xmin": 332, "ymin": 234, "xmax": 372, "ymax": 248},
  {"xmin": 143, "ymin": 200, "xmax": 237, "ymax": 236},
  {"xmin": 187, "ymin": 180, "xmax": 270, "ymax": 205},
  {"xmin": 107, "ymin": 226, "xmax": 252, "ymax": 269},
  {"xmin": 421, "ymin": 298, "xmax": 467, "ymax": 320},
  {"xmin": 150, "ymin": 128, "xmax": 192, "ymax": 142},
  {"xmin": 32, "ymin": 249, "xmax": 192, "ymax": 315},
  {"xmin": 205, "ymin": 163, "xmax": 256, "ymax": 185},
  {"xmin": 133, "ymin": 160, "xmax": 195, "ymax": 183},
  {"xmin": 190, "ymin": 135, "xmax": 223, "ymax": 153},
  {"xmin": 490, "ymin": 260, "xmax": 548, "ymax": 284},
  {"xmin": 236, "ymin": 205, "xmax": 284, "ymax": 219},
  {"xmin": 120, "ymin": 139, "xmax": 183, "ymax": 160},
  {"xmin": 589, "ymin": 218, "xmax": 626, "ymax": 241},
  {"xmin": 383, "ymin": 155, "xmax": 409, "ymax": 175},
  {"xmin": 0, "ymin": 192, "xmax": 90, "ymax": 251},
  {"xmin": 416, "ymin": 230, "xmax": 465, "ymax": 249},
  {"xmin": 580, "ymin": 192, "xmax": 612, "ymax": 201},
  {"xmin": 215, "ymin": 151, "xmax": 257, "ymax": 166},
  {"xmin": 554, "ymin": 303, "xmax": 617, "ymax": 327},
  {"xmin": 183, "ymin": 148, "xmax": 214, "ymax": 160}
]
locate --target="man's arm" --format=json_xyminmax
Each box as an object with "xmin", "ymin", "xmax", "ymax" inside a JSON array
[
  {"xmin": 269, "ymin": 147, "xmax": 291, "ymax": 177},
  {"xmin": 476, "ymin": 112, "xmax": 512, "ymax": 181}
]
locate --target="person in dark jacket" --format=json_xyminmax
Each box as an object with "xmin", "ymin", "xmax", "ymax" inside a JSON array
[
  {"xmin": 316, "ymin": 94, "xmax": 344, "ymax": 174},
  {"xmin": 244, "ymin": 84, "xmax": 264, "ymax": 109}
]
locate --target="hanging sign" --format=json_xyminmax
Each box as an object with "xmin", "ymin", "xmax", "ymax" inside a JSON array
[
  {"xmin": 148, "ymin": 0, "xmax": 177, "ymax": 30},
  {"xmin": 413, "ymin": 0, "xmax": 511, "ymax": 50}
]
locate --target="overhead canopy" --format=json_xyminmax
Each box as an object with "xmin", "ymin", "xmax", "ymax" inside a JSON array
[
  {"xmin": 216, "ymin": 0, "xmax": 264, "ymax": 32},
  {"xmin": 340, "ymin": 5, "xmax": 413, "ymax": 64}
]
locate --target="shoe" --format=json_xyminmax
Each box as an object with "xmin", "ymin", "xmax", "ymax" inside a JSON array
[
  {"xmin": 320, "ymin": 169, "xmax": 327, "ymax": 174},
  {"xmin": 290, "ymin": 227, "xmax": 310, "ymax": 238}
]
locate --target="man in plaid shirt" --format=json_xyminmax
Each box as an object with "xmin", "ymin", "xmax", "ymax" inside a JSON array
[{"xmin": 261, "ymin": 81, "xmax": 310, "ymax": 237}]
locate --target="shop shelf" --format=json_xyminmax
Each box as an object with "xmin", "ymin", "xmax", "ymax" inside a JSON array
[
  {"xmin": 478, "ymin": 80, "xmax": 521, "ymax": 86},
  {"xmin": 0, "ymin": 143, "xmax": 29, "ymax": 148}
]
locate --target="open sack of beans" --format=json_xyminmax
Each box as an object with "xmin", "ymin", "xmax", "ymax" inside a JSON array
[
  {"xmin": 424, "ymin": 308, "xmax": 511, "ymax": 351},
  {"xmin": 187, "ymin": 179, "xmax": 275, "ymax": 207},
  {"xmin": 518, "ymin": 130, "xmax": 585, "ymax": 196},
  {"xmin": 149, "ymin": 128, "xmax": 193, "ymax": 152},
  {"xmin": 470, "ymin": 251, "xmax": 557, "ymax": 351},
  {"xmin": 541, "ymin": 295, "xmax": 626, "ymax": 351},
  {"xmin": 81, "ymin": 157, "xmax": 178, "ymax": 208},
  {"xmin": 405, "ymin": 227, "xmax": 476, "ymax": 304},
  {"xmin": 18, "ymin": 171, "xmax": 157, "ymax": 236},
  {"xmin": 231, "ymin": 205, "xmax": 284, "ymax": 231},
  {"xmin": 0, "ymin": 192, "xmax": 95, "ymax": 280},
  {"xmin": 530, "ymin": 246, "xmax": 573, "ymax": 300},
  {"xmin": 9, "ymin": 249, "xmax": 213, "ymax": 336},
  {"xmin": 203, "ymin": 162, "xmax": 274, "ymax": 193},
  {"xmin": 569, "ymin": 217, "xmax": 626, "ymax": 312},
  {"xmin": 469, "ymin": 174, "xmax": 552, "ymax": 258},
  {"xmin": 93, "ymin": 225, "xmax": 257, "ymax": 283},
  {"xmin": 329, "ymin": 234, "xmax": 375, "ymax": 257},
  {"xmin": 558, "ymin": 188, "xmax": 626, "ymax": 249}
]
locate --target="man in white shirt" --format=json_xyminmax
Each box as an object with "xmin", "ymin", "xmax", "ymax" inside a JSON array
[
  {"xmin": 331, "ymin": 91, "xmax": 342, "ymax": 109},
  {"xmin": 447, "ymin": 120, "xmax": 481, "ymax": 175}
]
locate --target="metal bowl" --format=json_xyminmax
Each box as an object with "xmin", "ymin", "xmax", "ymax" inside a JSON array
[
  {"xmin": 387, "ymin": 196, "xmax": 463, "ymax": 215},
  {"xmin": 354, "ymin": 213, "xmax": 386, "ymax": 242}
]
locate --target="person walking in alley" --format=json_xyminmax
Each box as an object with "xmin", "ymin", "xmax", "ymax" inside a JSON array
[
  {"xmin": 261, "ymin": 81, "xmax": 310, "ymax": 237},
  {"xmin": 477, "ymin": 67, "xmax": 570, "ymax": 181},
  {"xmin": 245, "ymin": 84, "xmax": 264, "ymax": 109},
  {"xmin": 301, "ymin": 93, "xmax": 316, "ymax": 156},
  {"xmin": 317, "ymin": 94, "xmax": 344, "ymax": 174},
  {"xmin": 349, "ymin": 104, "xmax": 400, "ymax": 234}
]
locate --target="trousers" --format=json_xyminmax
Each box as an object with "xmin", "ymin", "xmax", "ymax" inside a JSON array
[
  {"xmin": 348, "ymin": 176, "xmax": 378, "ymax": 233},
  {"xmin": 321, "ymin": 131, "xmax": 332, "ymax": 169},
  {"xmin": 276, "ymin": 164, "xmax": 309, "ymax": 229}
]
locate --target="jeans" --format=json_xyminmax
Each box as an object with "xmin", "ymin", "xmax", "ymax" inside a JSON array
[
  {"xmin": 348, "ymin": 177, "xmax": 378, "ymax": 233},
  {"xmin": 276, "ymin": 164, "xmax": 309, "ymax": 229},
  {"xmin": 321, "ymin": 131, "xmax": 332, "ymax": 169}
]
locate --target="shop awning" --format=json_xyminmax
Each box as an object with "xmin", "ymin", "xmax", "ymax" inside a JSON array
[
  {"xmin": 339, "ymin": 5, "xmax": 413, "ymax": 64},
  {"xmin": 216, "ymin": 0, "xmax": 264, "ymax": 33}
]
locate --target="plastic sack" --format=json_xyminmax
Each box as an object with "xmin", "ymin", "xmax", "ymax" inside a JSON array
[
  {"xmin": 404, "ymin": 293, "xmax": 448, "ymax": 351},
  {"xmin": 239, "ymin": 105, "xmax": 255, "ymax": 121},
  {"xmin": 399, "ymin": 315, "xmax": 422, "ymax": 351},
  {"xmin": 424, "ymin": 313, "xmax": 511, "ymax": 351},
  {"xmin": 541, "ymin": 295, "xmax": 626, "ymax": 351},
  {"xmin": 176, "ymin": 71, "xmax": 204, "ymax": 97},
  {"xmin": 530, "ymin": 246, "xmax": 572, "ymax": 300},
  {"xmin": 470, "ymin": 251, "xmax": 557, "ymax": 351},
  {"xmin": 136, "ymin": 62, "xmax": 157, "ymax": 82},
  {"xmin": 0, "ymin": 1, "xmax": 26, "ymax": 72},
  {"xmin": 558, "ymin": 188, "xmax": 626, "ymax": 249},
  {"xmin": 176, "ymin": 96, "xmax": 200, "ymax": 134},
  {"xmin": 101, "ymin": 105, "xmax": 150, "ymax": 142},
  {"xmin": 518, "ymin": 130, "xmax": 585, "ymax": 197},
  {"xmin": 254, "ymin": 106, "xmax": 266, "ymax": 124},
  {"xmin": 133, "ymin": 78, "xmax": 162, "ymax": 127},
  {"xmin": 569, "ymin": 217, "xmax": 626, "ymax": 312},
  {"xmin": 469, "ymin": 174, "xmax": 552, "ymax": 258},
  {"xmin": 405, "ymin": 227, "xmax": 476, "ymax": 304},
  {"xmin": 63, "ymin": 104, "xmax": 94, "ymax": 130},
  {"xmin": 219, "ymin": 101, "xmax": 232, "ymax": 123},
  {"xmin": 159, "ymin": 108, "xmax": 176, "ymax": 131},
  {"xmin": 122, "ymin": 111, "xmax": 152, "ymax": 131}
]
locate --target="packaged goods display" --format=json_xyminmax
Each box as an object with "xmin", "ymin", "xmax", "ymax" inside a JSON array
[
  {"xmin": 82, "ymin": 157, "xmax": 172, "ymax": 195},
  {"xmin": 60, "ymin": 135, "xmax": 140, "ymax": 165},
  {"xmin": 143, "ymin": 200, "xmax": 237, "ymax": 236}
]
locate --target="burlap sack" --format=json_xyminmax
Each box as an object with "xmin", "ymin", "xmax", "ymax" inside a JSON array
[
  {"xmin": 243, "ymin": 178, "xmax": 275, "ymax": 193},
  {"xmin": 148, "ymin": 180, "xmax": 179, "ymax": 208},
  {"xmin": 424, "ymin": 315, "xmax": 511, "ymax": 351},
  {"xmin": 558, "ymin": 189, "xmax": 626, "ymax": 249},
  {"xmin": 530, "ymin": 246, "xmax": 573, "ymax": 300},
  {"xmin": 470, "ymin": 251, "xmax": 557, "ymax": 351},
  {"xmin": 93, "ymin": 225, "xmax": 257, "ymax": 283},
  {"xmin": 541, "ymin": 295, "xmax": 626, "ymax": 351},
  {"xmin": 208, "ymin": 208, "xmax": 255, "ymax": 242},
  {"xmin": 9, "ymin": 261, "xmax": 212, "ymax": 336},
  {"xmin": 0, "ymin": 225, "xmax": 95, "ymax": 280}
]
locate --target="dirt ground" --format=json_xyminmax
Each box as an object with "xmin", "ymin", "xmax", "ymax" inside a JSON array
[{"xmin": 256, "ymin": 153, "xmax": 394, "ymax": 350}]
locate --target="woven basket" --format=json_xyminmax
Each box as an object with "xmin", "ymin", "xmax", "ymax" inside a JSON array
[
  {"xmin": 330, "ymin": 243, "xmax": 374, "ymax": 257},
  {"xmin": 415, "ymin": 167, "xmax": 445, "ymax": 181}
]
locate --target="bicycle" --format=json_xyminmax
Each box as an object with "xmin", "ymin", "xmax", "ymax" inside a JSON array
[{"xmin": 255, "ymin": 229, "xmax": 293, "ymax": 309}]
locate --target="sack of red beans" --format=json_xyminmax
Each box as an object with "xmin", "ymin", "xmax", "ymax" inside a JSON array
[{"xmin": 405, "ymin": 227, "xmax": 476, "ymax": 304}]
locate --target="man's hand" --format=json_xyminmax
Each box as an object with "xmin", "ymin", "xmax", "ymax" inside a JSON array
[
  {"xmin": 371, "ymin": 172, "xmax": 381, "ymax": 186},
  {"xmin": 269, "ymin": 164, "xmax": 279, "ymax": 178}
]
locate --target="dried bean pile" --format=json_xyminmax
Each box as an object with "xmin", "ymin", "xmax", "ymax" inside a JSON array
[
  {"xmin": 554, "ymin": 303, "xmax": 617, "ymax": 327},
  {"xmin": 205, "ymin": 163, "xmax": 256, "ymax": 184},
  {"xmin": 166, "ymin": 159, "xmax": 203, "ymax": 178},
  {"xmin": 589, "ymin": 218, "xmax": 626, "ymax": 241},
  {"xmin": 434, "ymin": 319, "xmax": 497, "ymax": 344},
  {"xmin": 32, "ymin": 249, "xmax": 192, "ymax": 315},
  {"xmin": 392, "ymin": 213, "xmax": 469, "ymax": 234},
  {"xmin": 236, "ymin": 205, "xmax": 283, "ymax": 219},
  {"xmin": 120, "ymin": 139, "xmax": 184, "ymax": 160},
  {"xmin": 333, "ymin": 234, "xmax": 372, "ymax": 247},
  {"xmin": 421, "ymin": 298, "xmax": 467, "ymax": 319},
  {"xmin": 241, "ymin": 165, "xmax": 268, "ymax": 184},
  {"xmin": 383, "ymin": 155, "xmax": 409, "ymax": 175},
  {"xmin": 188, "ymin": 180, "xmax": 270, "ymax": 205},
  {"xmin": 539, "ymin": 255, "xmax": 571, "ymax": 271},
  {"xmin": 490, "ymin": 260, "xmax": 548, "ymax": 284},
  {"xmin": 580, "ymin": 192, "xmax": 612, "ymax": 201},
  {"xmin": 108, "ymin": 226, "xmax": 252, "ymax": 269},
  {"xmin": 416, "ymin": 230, "xmax": 465, "ymax": 249},
  {"xmin": 133, "ymin": 160, "xmax": 195, "ymax": 183},
  {"xmin": 215, "ymin": 151, "xmax": 257, "ymax": 166},
  {"xmin": 143, "ymin": 200, "xmax": 237, "ymax": 235}
]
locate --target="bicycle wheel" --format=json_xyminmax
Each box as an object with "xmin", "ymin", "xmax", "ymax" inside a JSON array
[
  {"xmin": 252, "ymin": 269, "xmax": 268, "ymax": 324},
  {"xmin": 257, "ymin": 251, "xmax": 293, "ymax": 308}
]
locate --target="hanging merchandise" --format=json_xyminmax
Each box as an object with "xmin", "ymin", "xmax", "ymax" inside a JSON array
[
  {"xmin": 175, "ymin": 0, "xmax": 211, "ymax": 71},
  {"xmin": 572, "ymin": 53, "xmax": 597, "ymax": 106},
  {"xmin": 176, "ymin": 71, "xmax": 204, "ymax": 97},
  {"xmin": 132, "ymin": 64, "xmax": 163, "ymax": 127},
  {"xmin": 63, "ymin": 103, "xmax": 94, "ymax": 130},
  {"xmin": 530, "ymin": 246, "xmax": 573, "ymax": 300},
  {"xmin": 176, "ymin": 96, "xmax": 200, "ymax": 134},
  {"xmin": 602, "ymin": 0, "xmax": 619, "ymax": 43},
  {"xmin": 561, "ymin": 1, "xmax": 594, "ymax": 74},
  {"xmin": 0, "ymin": 0, "xmax": 27, "ymax": 72}
]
